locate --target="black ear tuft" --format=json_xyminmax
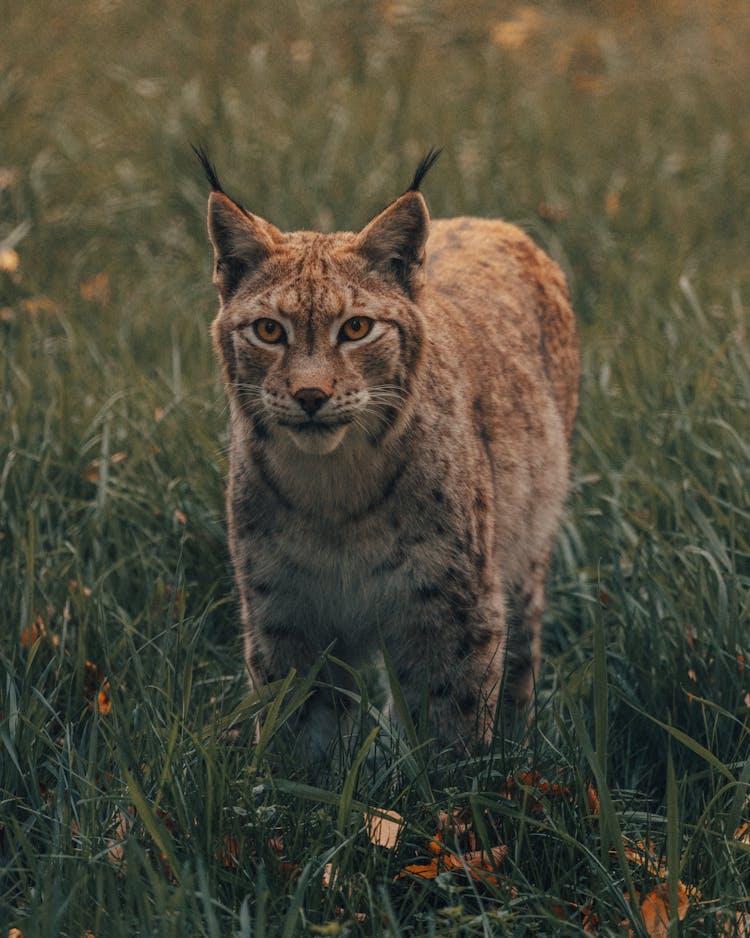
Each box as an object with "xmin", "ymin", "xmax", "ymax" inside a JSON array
[
  {"xmin": 192, "ymin": 144, "xmax": 253, "ymax": 217},
  {"xmin": 405, "ymin": 147, "xmax": 442, "ymax": 193},
  {"xmin": 191, "ymin": 144, "xmax": 224, "ymax": 193}
]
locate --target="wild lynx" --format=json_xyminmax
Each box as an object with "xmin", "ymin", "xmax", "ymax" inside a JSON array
[{"xmin": 198, "ymin": 148, "xmax": 579, "ymax": 756}]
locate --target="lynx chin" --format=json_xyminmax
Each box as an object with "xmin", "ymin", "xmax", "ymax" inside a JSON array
[{"xmin": 197, "ymin": 147, "xmax": 579, "ymax": 757}]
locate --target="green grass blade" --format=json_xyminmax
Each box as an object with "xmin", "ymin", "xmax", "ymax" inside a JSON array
[{"xmin": 336, "ymin": 725, "xmax": 379, "ymax": 835}]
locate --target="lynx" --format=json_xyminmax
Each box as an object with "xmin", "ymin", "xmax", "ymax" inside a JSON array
[{"xmin": 198, "ymin": 148, "xmax": 579, "ymax": 756}]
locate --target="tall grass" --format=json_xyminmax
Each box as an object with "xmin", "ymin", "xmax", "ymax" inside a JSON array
[{"xmin": 1, "ymin": 1, "xmax": 749, "ymax": 934}]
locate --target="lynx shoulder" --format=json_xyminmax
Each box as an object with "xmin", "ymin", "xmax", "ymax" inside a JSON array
[{"xmin": 199, "ymin": 148, "xmax": 579, "ymax": 756}]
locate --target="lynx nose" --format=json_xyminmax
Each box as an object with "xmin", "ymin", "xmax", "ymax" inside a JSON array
[{"xmin": 293, "ymin": 386, "xmax": 330, "ymax": 416}]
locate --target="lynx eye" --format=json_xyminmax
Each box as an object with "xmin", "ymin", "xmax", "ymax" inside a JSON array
[
  {"xmin": 339, "ymin": 316, "xmax": 374, "ymax": 342},
  {"xmin": 252, "ymin": 318, "xmax": 286, "ymax": 345}
]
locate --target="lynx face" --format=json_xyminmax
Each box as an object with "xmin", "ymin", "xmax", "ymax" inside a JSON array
[
  {"xmin": 209, "ymin": 192, "xmax": 428, "ymax": 459},
  {"xmin": 221, "ymin": 259, "xmax": 420, "ymax": 456}
]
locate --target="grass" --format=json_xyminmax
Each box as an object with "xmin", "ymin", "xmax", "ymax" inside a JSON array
[{"xmin": 1, "ymin": 0, "xmax": 749, "ymax": 934}]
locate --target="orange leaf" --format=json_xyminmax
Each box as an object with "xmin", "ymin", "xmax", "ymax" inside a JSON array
[
  {"xmin": 718, "ymin": 912, "xmax": 750, "ymax": 937},
  {"xmin": 106, "ymin": 811, "xmax": 130, "ymax": 870},
  {"xmin": 220, "ymin": 835, "xmax": 240, "ymax": 868},
  {"xmin": 640, "ymin": 882, "xmax": 690, "ymax": 938},
  {"xmin": 447, "ymin": 845, "xmax": 508, "ymax": 885},
  {"xmin": 620, "ymin": 837, "xmax": 665, "ymax": 877},
  {"xmin": 398, "ymin": 859, "xmax": 440, "ymax": 879},
  {"xmin": 0, "ymin": 247, "xmax": 20, "ymax": 272},
  {"xmin": 364, "ymin": 809, "xmax": 403, "ymax": 849},
  {"xmin": 79, "ymin": 272, "xmax": 110, "ymax": 306},
  {"xmin": 97, "ymin": 687, "xmax": 112, "ymax": 715},
  {"xmin": 21, "ymin": 615, "xmax": 46, "ymax": 647},
  {"xmin": 21, "ymin": 296, "xmax": 61, "ymax": 318}
]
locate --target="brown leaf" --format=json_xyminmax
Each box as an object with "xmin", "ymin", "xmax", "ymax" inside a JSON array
[
  {"xmin": 105, "ymin": 811, "xmax": 130, "ymax": 873},
  {"xmin": 586, "ymin": 785, "xmax": 600, "ymax": 816},
  {"xmin": 398, "ymin": 859, "xmax": 440, "ymax": 880},
  {"xmin": 718, "ymin": 912, "xmax": 750, "ymax": 937},
  {"xmin": 640, "ymin": 882, "xmax": 690, "ymax": 938},
  {"xmin": 0, "ymin": 248, "xmax": 20, "ymax": 272},
  {"xmin": 20, "ymin": 296, "xmax": 61, "ymax": 317},
  {"xmin": 490, "ymin": 7, "xmax": 544, "ymax": 51},
  {"xmin": 364, "ymin": 809, "xmax": 403, "ymax": 849},
  {"xmin": 79, "ymin": 272, "xmax": 110, "ymax": 306},
  {"xmin": 620, "ymin": 837, "xmax": 665, "ymax": 877},
  {"xmin": 398, "ymin": 845, "xmax": 507, "ymax": 886},
  {"xmin": 21, "ymin": 615, "xmax": 46, "ymax": 648},
  {"xmin": 219, "ymin": 834, "xmax": 240, "ymax": 868}
]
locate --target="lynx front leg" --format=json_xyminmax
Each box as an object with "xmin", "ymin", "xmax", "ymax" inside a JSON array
[
  {"xmin": 244, "ymin": 625, "xmax": 353, "ymax": 761},
  {"xmin": 388, "ymin": 593, "xmax": 508, "ymax": 752}
]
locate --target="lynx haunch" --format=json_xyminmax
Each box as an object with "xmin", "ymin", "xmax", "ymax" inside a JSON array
[{"xmin": 199, "ymin": 148, "xmax": 579, "ymax": 756}]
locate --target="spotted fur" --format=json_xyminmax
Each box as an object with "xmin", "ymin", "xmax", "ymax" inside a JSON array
[{"xmin": 201, "ymin": 154, "xmax": 579, "ymax": 756}]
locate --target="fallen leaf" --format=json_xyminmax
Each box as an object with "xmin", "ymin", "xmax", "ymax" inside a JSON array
[
  {"xmin": 605, "ymin": 190, "xmax": 621, "ymax": 218},
  {"xmin": 398, "ymin": 859, "xmax": 441, "ymax": 879},
  {"xmin": 106, "ymin": 811, "xmax": 130, "ymax": 870},
  {"xmin": 20, "ymin": 296, "xmax": 61, "ymax": 317},
  {"xmin": 640, "ymin": 882, "xmax": 690, "ymax": 938},
  {"xmin": 97, "ymin": 687, "xmax": 112, "ymax": 714},
  {"xmin": 718, "ymin": 912, "xmax": 750, "ymax": 937},
  {"xmin": 0, "ymin": 167, "xmax": 19, "ymax": 188},
  {"xmin": 0, "ymin": 248, "xmax": 19, "ymax": 272},
  {"xmin": 398, "ymin": 845, "xmax": 507, "ymax": 886},
  {"xmin": 219, "ymin": 834, "xmax": 240, "ymax": 868},
  {"xmin": 21, "ymin": 615, "xmax": 46, "ymax": 647},
  {"xmin": 84, "ymin": 660, "xmax": 112, "ymax": 715},
  {"xmin": 364, "ymin": 809, "xmax": 403, "ymax": 849},
  {"xmin": 490, "ymin": 7, "xmax": 544, "ymax": 50},
  {"xmin": 79, "ymin": 272, "xmax": 110, "ymax": 306},
  {"xmin": 83, "ymin": 451, "xmax": 127, "ymax": 482},
  {"xmin": 620, "ymin": 837, "xmax": 665, "ymax": 877},
  {"xmin": 308, "ymin": 923, "xmax": 343, "ymax": 936}
]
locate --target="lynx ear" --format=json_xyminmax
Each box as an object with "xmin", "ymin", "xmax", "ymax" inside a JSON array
[
  {"xmin": 207, "ymin": 192, "xmax": 281, "ymax": 300},
  {"xmin": 355, "ymin": 191, "xmax": 430, "ymax": 296}
]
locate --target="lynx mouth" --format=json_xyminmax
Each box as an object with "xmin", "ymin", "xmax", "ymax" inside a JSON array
[
  {"xmin": 281, "ymin": 420, "xmax": 350, "ymax": 455},
  {"xmin": 279, "ymin": 417, "xmax": 351, "ymax": 434}
]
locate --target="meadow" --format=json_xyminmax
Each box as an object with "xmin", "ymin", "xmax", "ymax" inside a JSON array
[{"xmin": 1, "ymin": 0, "xmax": 749, "ymax": 934}]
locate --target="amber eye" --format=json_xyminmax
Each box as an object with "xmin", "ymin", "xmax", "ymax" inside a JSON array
[
  {"xmin": 339, "ymin": 316, "xmax": 373, "ymax": 342},
  {"xmin": 252, "ymin": 318, "xmax": 286, "ymax": 344}
]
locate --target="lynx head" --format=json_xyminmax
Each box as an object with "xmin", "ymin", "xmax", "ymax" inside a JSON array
[{"xmin": 198, "ymin": 148, "xmax": 440, "ymax": 456}]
